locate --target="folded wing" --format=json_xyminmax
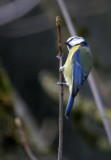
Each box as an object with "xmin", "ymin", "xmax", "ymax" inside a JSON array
[{"xmin": 72, "ymin": 48, "xmax": 88, "ymax": 97}]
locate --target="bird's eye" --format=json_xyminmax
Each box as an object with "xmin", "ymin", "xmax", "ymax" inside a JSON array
[{"xmin": 68, "ymin": 38, "xmax": 74, "ymax": 42}]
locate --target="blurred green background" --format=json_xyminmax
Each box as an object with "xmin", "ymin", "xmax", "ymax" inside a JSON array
[{"xmin": 0, "ymin": 0, "xmax": 111, "ymax": 159}]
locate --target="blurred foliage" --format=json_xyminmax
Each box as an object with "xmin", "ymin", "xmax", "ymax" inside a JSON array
[
  {"xmin": 0, "ymin": 68, "xmax": 15, "ymax": 137},
  {"xmin": 0, "ymin": 68, "xmax": 58, "ymax": 160},
  {"xmin": 38, "ymin": 70, "xmax": 111, "ymax": 152},
  {"xmin": 0, "ymin": 68, "xmax": 29, "ymax": 159}
]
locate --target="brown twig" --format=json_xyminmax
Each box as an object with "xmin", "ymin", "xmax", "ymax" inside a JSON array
[
  {"xmin": 56, "ymin": 16, "xmax": 63, "ymax": 160},
  {"xmin": 15, "ymin": 117, "xmax": 38, "ymax": 160}
]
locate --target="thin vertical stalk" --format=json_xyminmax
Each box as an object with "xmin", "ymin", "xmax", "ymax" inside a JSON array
[
  {"xmin": 56, "ymin": 16, "xmax": 63, "ymax": 160},
  {"xmin": 15, "ymin": 117, "xmax": 38, "ymax": 160}
]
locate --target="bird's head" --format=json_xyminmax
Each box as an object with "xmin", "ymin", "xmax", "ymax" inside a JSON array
[{"xmin": 65, "ymin": 36, "xmax": 87, "ymax": 51}]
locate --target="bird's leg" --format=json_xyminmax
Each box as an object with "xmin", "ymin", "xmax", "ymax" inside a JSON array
[
  {"xmin": 56, "ymin": 53, "xmax": 66, "ymax": 85},
  {"xmin": 57, "ymin": 81, "xmax": 67, "ymax": 85},
  {"xmin": 56, "ymin": 53, "xmax": 64, "ymax": 73},
  {"xmin": 57, "ymin": 66, "xmax": 66, "ymax": 85},
  {"xmin": 59, "ymin": 66, "xmax": 64, "ymax": 73},
  {"xmin": 56, "ymin": 53, "xmax": 64, "ymax": 59},
  {"xmin": 56, "ymin": 54, "xmax": 60, "ymax": 59}
]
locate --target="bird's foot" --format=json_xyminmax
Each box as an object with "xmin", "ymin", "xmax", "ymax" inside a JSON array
[
  {"xmin": 56, "ymin": 53, "xmax": 64, "ymax": 59},
  {"xmin": 59, "ymin": 66, "xmax": 64, "ymax": 73},
  {"xmin": 57, "ymin": 81, "xmax": 67, "ymax": 85}
]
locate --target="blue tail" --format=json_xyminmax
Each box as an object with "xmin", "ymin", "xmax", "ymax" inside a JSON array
[{"xmin": 65, "ymin": 95, "xmax": 74, "ymax": 119}]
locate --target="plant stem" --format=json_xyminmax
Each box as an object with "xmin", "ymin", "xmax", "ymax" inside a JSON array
[
  {"xmin": 15, "ymin": 117, "xmax": 38, "ymax": 160},
  {"xmin": 56, "ymin": 16, "xmax": 63, "ymax": 160}
]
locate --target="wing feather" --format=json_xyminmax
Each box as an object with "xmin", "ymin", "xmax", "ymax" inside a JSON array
[{"xmin": 72, "ymin": 48, "xmax": 87, "ymax": 96}]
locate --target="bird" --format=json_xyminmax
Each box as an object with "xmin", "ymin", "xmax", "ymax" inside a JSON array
[{"xmin": 59, "ymin": 36, "xmax": 93, "ymax": 118}]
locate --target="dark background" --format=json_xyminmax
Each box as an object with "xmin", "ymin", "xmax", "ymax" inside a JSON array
[{"xmin": 0, "ymin": 0, "xmax": 111, "ymax": 159}]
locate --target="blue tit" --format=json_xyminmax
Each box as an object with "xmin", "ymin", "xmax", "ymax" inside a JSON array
[{"xmin": 60, "ymin": 36, "xmax": 93, "ymax": 118}]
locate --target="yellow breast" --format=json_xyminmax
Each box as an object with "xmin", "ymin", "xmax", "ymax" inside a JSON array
[{"xmin": 64, "ymin": 45, "xmax": 80, "ymax": 87}]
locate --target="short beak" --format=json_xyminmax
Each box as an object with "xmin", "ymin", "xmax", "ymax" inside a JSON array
[{"xmin": 64, "ymin": 41, "xmax": 68, "ymax": 45}]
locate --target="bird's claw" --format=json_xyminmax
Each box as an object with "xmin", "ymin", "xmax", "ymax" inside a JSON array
[
  {"xmin": 56, "ymin": 54, "xmax": 60, "ymax": 59},
  {"xmin": 57, "ymin": 81, "xmax": 66, "ymax": 85},
  {"xmin": 56, "ymin": 53, "xmax": 64, "ymax": 59},
  {"xmin": 59, "ymin": 66, "xmax": 64, "ymax": 73}
]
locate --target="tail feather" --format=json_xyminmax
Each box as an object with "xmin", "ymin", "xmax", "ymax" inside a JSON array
[{"xmin": 65, "ymin": 95, "xmax": 74, "ymax": 119}]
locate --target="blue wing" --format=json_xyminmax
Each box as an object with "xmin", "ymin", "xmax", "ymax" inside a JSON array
[
  {"xmin": 72, "ymin": 48, "xmax": 87, "ymax": 96},
  {"xmin": 65, "ymin": 48, "xmax": 88, "ymax": 118}
]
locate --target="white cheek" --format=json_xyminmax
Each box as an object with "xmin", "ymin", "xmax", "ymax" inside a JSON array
[{"xmin": 70, "ymin": 39, "xmax": 84, "ymax": 46}]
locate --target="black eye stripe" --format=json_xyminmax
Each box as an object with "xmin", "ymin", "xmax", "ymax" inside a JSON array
[
  {"xmin": 68, "ymin": 38, "xmax": 74, "ymax": 42},
  {"xmin": 68, "ymin": 37, "xmax": 81, "ymax": 43}
]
